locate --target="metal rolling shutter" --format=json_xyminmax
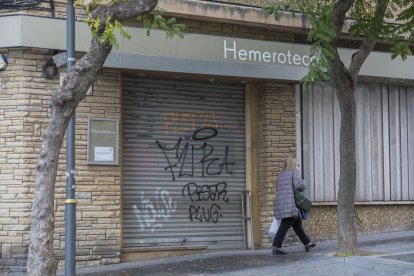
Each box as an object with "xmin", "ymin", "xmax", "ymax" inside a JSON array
[{"xmin": 122, "ymin": 77, "xmax": 246, "ymax": 250}]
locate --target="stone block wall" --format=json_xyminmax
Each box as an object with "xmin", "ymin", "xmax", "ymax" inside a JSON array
[
  {"xmin": 303, "ymin": 205, "xmax": 414, "ymax": 242},
  {"xmin": 0, "ymin": 47, "xmax": 122, "ymax": 273},
  {"xmin": 257, "ymin": 82, "xmax": 297, "ymax": 247},
  {"xmin": 54, "ymin": 68, "xmax": 122, "ymax": 269},
  {"xmin": 2, "ymin": 0, "xmax": 87, "ymax": 20},
  {"xmin": 0, "ymin": 47, "xmax": 55, "ymax": 274}
]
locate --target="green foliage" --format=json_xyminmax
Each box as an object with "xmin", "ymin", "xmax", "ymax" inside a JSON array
[
  {"xmin": 100, "ymin": 18, "xmax": 131, "ymax": 48},
  {"xmin": 390, "ymin": 40, "xmax": 411, "ymax": 59},
  {"xmin": 84, "ymin": 2, "xmax": 132, "ymax": 49},
  {"xmin": 349, "ymin": 0, "xmax": 414, "ymax": 59},
  {"xmin": 303, "ymin": 2, "xmax": 336, "ymax": 85},
  {"xmin": 137, "ymin": 8, "xmax": 186, "ymax": 39},
  {"xmin": 85, "ymin": 9, "xmax": 100, "ymax": 36},
  {"xmin": 264, "ymin": 1, "xmax": 336, "ymax": 85},
  {"xmin": 262, "ymin": 2, "xmax": 293, "ymax": 20},
  {"xmin": 264, "ymin": 0, "xmax": 414, "ymax": 83},
  {"xmin": 338, "ymin": 252, "xmax": 353, "ymax": 257},
  {"xmin": 84, "ymin": 4, "xmax": 185, "ymax": 49}
]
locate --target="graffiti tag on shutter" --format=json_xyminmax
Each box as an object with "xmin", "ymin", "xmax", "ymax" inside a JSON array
[
  {"xmin": 132, "ymin": 188, "xmax": 177, "ymax": 232},
  {"xmin": 162, "ymin": 112, "xmax": 230, "ymax": 134},
  {"xmin": 156, "ymin": 127, "xmax": 235, "ymax": 224}
]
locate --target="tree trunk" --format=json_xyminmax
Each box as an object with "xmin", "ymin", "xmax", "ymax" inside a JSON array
[
  {"xmin": 329, "ymin": 57, "xmax": 358, "ymax": 255},
  {"xmin": 27, "ymin": 38, "xmax": 113, "ymax": 276},
  {"xmin": 27, "ymin": 1, "xmax": 158, "ymax": 274},
  {"xmin": 26, "ymin": 111, "xmax": 70, "ymax": 275}
]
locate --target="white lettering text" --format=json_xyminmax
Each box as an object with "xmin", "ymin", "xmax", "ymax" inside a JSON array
[{"xmin": 223, "ymin": 40, "xmax": 315, "ymax": 67}]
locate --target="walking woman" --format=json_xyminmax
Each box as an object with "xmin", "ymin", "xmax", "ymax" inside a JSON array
[{"xmin": 272, "ymin": 156, "xmax": 316, "ymax": 255}]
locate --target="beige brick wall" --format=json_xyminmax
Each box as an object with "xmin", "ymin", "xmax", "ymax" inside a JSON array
[
  {"xmin": 180, "ymin": 18, "xmax": 296, "ymax": 42},
  {"xmin": 0, "ymin": 47, "xmax": 122, "ymax": 272},
  {"xmin": 2, "ymin": 0, "xmax": 87, "ymax": 20},
  {"xmin": 257, "ymin": 82, "xmax": 297, "ymax": 247},
  {"xmin": 0, "ymin": 48, "xmax": 54, "ymax": 273},
  {"xmin": 54, "ymin": 69, "xmax": 122, "ymax": 269}
]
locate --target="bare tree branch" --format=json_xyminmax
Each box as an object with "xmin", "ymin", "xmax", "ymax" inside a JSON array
[
  {"xmin": 348, "ymin": 0, "xmax": 389, "ymax": 79},
  {"xmin": 92, "ymin": 0, "xmax": 157, "ymax": 28},
  {"xmin": 329, "ymin": 0, "xmax": 355, "ymax": 88},
  {"xmin": 332, "ymin": 0, "xmax": 354, "ymax": 37}
]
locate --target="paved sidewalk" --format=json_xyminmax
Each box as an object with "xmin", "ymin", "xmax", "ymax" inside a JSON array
[{"xmin": 64, "ymin": 230, "xmax": 414, "ymax": 276}]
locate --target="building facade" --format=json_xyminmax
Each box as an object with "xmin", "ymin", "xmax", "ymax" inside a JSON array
[{"xmin": 0, "ymin": 0, "xmax": 414, "ymax": 273}]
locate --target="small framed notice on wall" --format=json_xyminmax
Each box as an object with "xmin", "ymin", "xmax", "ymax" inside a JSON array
[{"xmin": 87, "ymin": 118, "xmax": 119, "ymax": 165}]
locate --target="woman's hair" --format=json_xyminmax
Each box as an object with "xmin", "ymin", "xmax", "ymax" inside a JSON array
[{"xmin": 284, "ymin": 156, "xmax": 297, "ymax": 170}]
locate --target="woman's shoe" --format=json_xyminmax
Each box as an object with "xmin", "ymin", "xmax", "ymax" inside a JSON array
[
  {"xmin": 272, "ymin": 247, "xmax": 288, "ymax": 255},
  {"xmin": 305, "ymin": 242, "xmax": 316, "ymax": 252}
]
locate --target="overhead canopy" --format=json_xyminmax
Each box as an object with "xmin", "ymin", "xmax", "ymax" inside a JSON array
[{"xmin": 1, "ymin": 15, "xmax": 413, "ymax": 81}]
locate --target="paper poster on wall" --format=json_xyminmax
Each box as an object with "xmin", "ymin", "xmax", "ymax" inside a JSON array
[
  {"xmin": 94, "ymin": 147, "xmax": 114, "ymax": 162},
  {"xmin": 87, "ymin": 118, "xmax": 119, "ymax": 165}
]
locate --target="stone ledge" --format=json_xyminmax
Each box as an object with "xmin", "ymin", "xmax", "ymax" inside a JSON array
[
  {"xmin": 121, "ymin": 245, "xmax": 208, "ymax": 262},
  {"xmin": 122, "ymin": 245, "xmax": 208, "ymax": 252},
  {"xmin": 157, "ymin": 0, "xmax": 308, "ymax": 31}
]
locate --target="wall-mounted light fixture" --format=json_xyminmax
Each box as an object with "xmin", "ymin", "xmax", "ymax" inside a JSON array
[
  {"xmin": 0, "ymin": 55, "xmax": 8, "ymax": 71},
  {"xmin": 52, "ymin": 52, "xmax": 67, "ymax": 68},
  {"xmin": 42, "ymin": 52, "xmax": 68, "ymax": 80},
  {"xmin": 43, "ymin": 58, "xmax": 58, "ymax": 79}
]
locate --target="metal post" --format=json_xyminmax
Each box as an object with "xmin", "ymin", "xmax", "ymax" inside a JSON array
[
  {"xmin": 241, "ymin": 192, "xmax": 247, "ymax": 249},
  {"xmin": 248, "ymin": 192, "xmax": 255, "ymax": 250},
  {"xmin": 65, "ymin": 0, "xmax": 76, "ymax": 275}
]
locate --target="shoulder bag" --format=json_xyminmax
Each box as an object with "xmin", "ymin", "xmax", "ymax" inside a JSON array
[{"xmin": 291, "ymin": 171, "xmax": 312, "ymax": 212}]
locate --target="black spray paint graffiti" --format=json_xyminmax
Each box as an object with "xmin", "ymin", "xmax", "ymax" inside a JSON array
[
  {"xmin": 188, "ymin": 204, "xmax": 222, "ymax": 224},
  {"xmin": 181, "ymin": 182, "xmax": 229, "ymax": 223},
  {"xmin": 181, "ymin": 181, "xmax": 229, "ymax": 203},
  {"xmin": 156, "ymin": 127, "xmax": 235, "ymax": 224},
  {"xmin": 156, "ymin": 127, "xmax": 235, "ymax": 181}
]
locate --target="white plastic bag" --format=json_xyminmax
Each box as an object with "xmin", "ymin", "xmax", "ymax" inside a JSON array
[{"xmin": 268, "ymin": 218, "xmax": 280, "ymax": 239}]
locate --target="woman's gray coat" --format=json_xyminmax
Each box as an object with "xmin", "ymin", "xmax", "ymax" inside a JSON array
[{"xmin": 273, "ymin": 168, "xmax": 305, "ymax": 220}]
